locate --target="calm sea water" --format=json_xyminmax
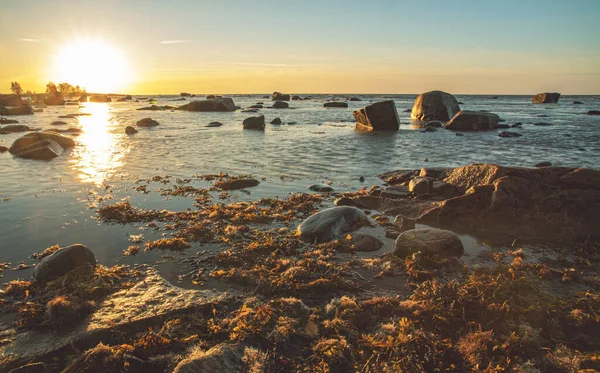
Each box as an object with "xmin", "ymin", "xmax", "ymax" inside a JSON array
[{"xmin": 1, "ymin": 94, "xmax": 599, "ymax": 282}]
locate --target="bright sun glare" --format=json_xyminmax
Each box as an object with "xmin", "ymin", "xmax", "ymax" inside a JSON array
[{"xmin": 52, "ymin": 39, "xmax": 132, "ymax": 93}]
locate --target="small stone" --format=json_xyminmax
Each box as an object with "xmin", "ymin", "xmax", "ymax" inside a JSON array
[
  {"xmin": 50, "ymin": 121, "xmax": 68, "ymax": 126},
  {"xmin": 455, "ymin": 133, "xmax": 465, "ymax": 137},
  {"xmin": 334, "ymin": 197, "xmax": 355, "ymax": 207},
  {"xmin": 349, "ymin": 233, "xmax": 384, "ymax": 252},
  {"xmin": 408, "ymin": 177, "xmax": 430, "ymax": 194},
  {"xmin": 214, "ymin": 178, "xmax": 260, "ymax": 190},
  {"xmin": 380, "ymin": 185, "xmax": 411, "ymax": 199},
  {"xmin": 498, "ymin": 131, "xmax": 522, "ymax": 138},
  {"xmin": 533, "ymin": 122, "xmax": 552, "ymax": 126},
  {"xmin": 359, "ymin": 176, "xmax": 365, "ymax": 182},
  {"xmin": 125, "ymin": 126, "xmax": 138, "ymax": 134},
  {"xmin": 587, "ymin": 110, "xmax": 600, "ymax": 115},
  {"xmin": 308, "ymin": 184, "xmax": 333, "ymax": 192},
  {"xmin": 270, "ymin": 118, "xmax": 282, "ymax": 125},
  {"xmin": 393, "ymin": 228, "xmax": 464, "ymax": 258},
  {"xmin": 136, "ymin": 118, "xmax": 159, "ymax": 127},
  {"xmin": 431, "ymin": 180, "xmax": 448, "ymax": 193},
  {"xmin": 206, "ymin": 122, "xmax": 223, "ymax": 127}
]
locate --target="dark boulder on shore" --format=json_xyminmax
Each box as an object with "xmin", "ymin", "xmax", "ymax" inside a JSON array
[
  {"xmin": 272, "ymin": 92, "xmax": 290, "ymax": 101},
  {"xmin": 176, "ymin": 98, "xmax": 236, "ymax": 112},
  {"xmin": 324, "ymin": 102, "xmax": 348, "ymax": 108},
  {"xmin": 532, "ymin": 92, "xmax": 560, "ymax": 104},
  {"xmin": 242, "ymin": 115, "xmax": 265, "ymax": 130},
  {"xmin": 411, "ymin": 90, "xmax": 461, "ymax": 122},
  {"xmin": 393, "ymin": 228, "xmax": 464, "ymax": 258},
  {"xmin": 0, "ymin": 106, "xmax": 34, "ymax": 116},
  {"xmin": 272, "ymin": 101, "xmax": 289, "ymax": 109},
  {"xmin": 33, "ymin": 244, "xmax": 96, "ymax": 283},
  {"xmin": 353, "ymin": 100, "xmax": 400, "ymax": 131},
  {"xmin": 136, "ymin": 118, "xmax": 159, "ymax": 127},
  {"xmin": 297, "ymin": 206, "xmax": 371, "ymax": 243},
  {"xmin": 9, "ymin": 131, "xmax": 76, "ymax": 160},
  {"xmin": 445, "ymin": 111, "xmax": 500, "ymax": 131}
]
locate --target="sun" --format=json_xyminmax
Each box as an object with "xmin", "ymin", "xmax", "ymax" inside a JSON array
[{"xmin": 52, "ymin": 39, "xmax": 133, "ymax": 93}]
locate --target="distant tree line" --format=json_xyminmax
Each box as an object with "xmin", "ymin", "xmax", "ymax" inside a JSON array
[{"xmin": 8, "ymin": 81, "xmax": 86, "ymax": 97}]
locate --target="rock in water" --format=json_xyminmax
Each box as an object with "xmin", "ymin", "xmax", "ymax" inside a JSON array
[
  {"xmin": 0, "ymin": 94, "xmax": 26, "ymax": 107},
  {"xmin": 0, "ymin": 106, "xmax": 34, "ymax": 116},
  {"xmin": 270, "ymin": 117, "xmax": 282, "ymax": 125},
  {"xmin": 348, "ymin": 233, "xmax": 384, "ymax": 252},
  {"xmin": 272, "ymin": 92, "xmax": 291, "ymax": 101},
  {"xmin": 535, "ymin": 162, "xmax": 552, "ymax": 167},
  {"xmin": 45, "ymin": 96, "xmax": 66, "ymax": 106},
  {"xmin": 532, "ymin": 92, "xmax": 560, "ymax": 104},
  {"xmin": 353, "ymin": 100, "xmax": 400, "ymax": 131},
  {"xmin": 136, "ymin": 118, "xmax": 159, "ymax": 127},
  {"xmin": 173, "ymin": 343, "xmax": 247, "ymax": 373},
  {"xmin": 0, "ymin": 118, "xmax": 19, "ymax": 124},
  {"xmin": 587, "ymin": 110, "xmax": 600, "ymax": 115},
  {"xmin": 125, "ymin": 126, "xmax": 138, "ymax": 134},
  {"xmin": 89, "ymin": 95, "xmax": 111, "ymax": 103},
  {"xmin": 33, "ymin": 244, "xmax": 96, "ymax": 282},
  {"xmin": 498, "ymin": 131, "xmax": 522, "ymax": 138},
  {"xmin": 445, "ymin": 111, "xmax": 500, "ymax": 131},
  {"xmin": 410, "ymin": 90, "xmax": 460, "ymax": 122},
  {"xmin": 242, "ymin": 115, "xmax": 265, "ymax": 130},
  {"xmin": 9, "ymin": 131, "xmax": 75, "ymax": 160},
  {"xmin": 214, "ymin": 178, "xmax": 260, "ymax": 190},
  {"xmin": 308, "ymin": 184, "xmax": 334, "ymax": 192},
  {"xmin": 0, "ymin": 124, "xmax": 31, "ymax": 134},
  {"xmin": 324, "ymin": 102, "xmax": 348, "ymax": 108},
  {"xmin": 50, "ymin": 121, "xmax": 68, "ymax": 126},
  {"xmin": 272, "ymin": 101, "xmax": 289, "ymax": 109},
  {"xmin": 291, "ymin": 95, "xmax": 301, "ymax": 100},
  {"xmin": 10, "ymin": 138, "xmax": 63, "ymax": 160},
  {"xmin": 206, "ymin": 122, "xmax": 223, "ymax": 127},
  {"xmin": 176, "ymin": 98, "xmax": 236, "ymax": 112},
  {"xmin": 393, "ymin": 228, "xmax": 464, "ymax": 258},
  {"xmin": 297, "ymin": 206, "xmax": 371, "ymax": 243}
]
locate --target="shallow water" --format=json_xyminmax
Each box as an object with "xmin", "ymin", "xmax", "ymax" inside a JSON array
[{"xmin": 1, "ymin": 94, "xmax": 599, "ymax": 282}]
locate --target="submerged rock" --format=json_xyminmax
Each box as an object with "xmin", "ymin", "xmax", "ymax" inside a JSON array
[
  {"xmin": 532, "ymin": 92, "xmax": 560, "ymax": 104},
  {"xmin": 535, "ymin": 161, "xmax": 552, "ymax": 168},
  {"xmin": 45, "ymin": 96, "xmax": 66, "ymax": 106},
  {"xmin": 173, "ymin": 343, "xmax": 247, "ymax": 373},
  {"xmin": 324, "ymin": 102, "xmax": 348, "ymax": 108},
  {"xmin": 206, "ymin": 122, "xmax": 223, "ymax": 127},
  {"xmin": 215, "ymin": 178, "xmax": 260, "ymax": 190},
  {"xmin": 308, "ymin": 184, "xmax": 334, "ymax": 192},
  {"xmin": 125, "ymin": 126, "xmax": 138, "ymax": 134},
  {"xmin": 242, "ymin": 115, "xmax": 265, "ymax": 130},
  {"xmin": 411, "ymin": 90, "xmax": 460, "ymax": 122},
  {"xmin": 136, "ymin": 118, "xmax": 159, "ymax": 127},
  {"xmin": 270, "ymin": 117, "xmax": 282, "ymax": 125},
  {"xmin": 33, "ymin": 244, "xmax": 96, "ymax": 283},
  {"xmin": 353, "ymin": 100, "xmax": 400, "ymax": 131},
  {"xmin": 393, "ymin": 228, "xmax": 464, "ymax": 258},
  {"xmin": 587, "ymin": 110, "xmax": 600, "ymax": 115},
  {"xmin": 297, "ymin": 206, "xmax": 371, "ymax": 243},
  {"xmin": 89, "ymin": 95, "xmax": 111, "ymax": 103},
  {"xmin": 445, "ymin": 111, "xmax": 500, "ymax": 131},
  {"xmin": 0, "ymin": 106, "xmax": 34, "ymax": 116},
  {"xmin": 272, "ymin": 92, "xmax": 290, "ymax": 101},
  {"xmin": 177, "ymin": 98, "xmax": 236, "ymax": 112},
  {"xmin": 498, "ymin": 131, "xmax": 522, "ymax": 138},
  {"xmin": 272, "ymin": 101, "xmax": 289, "ymax": 109},
  {"xmin": 50, "ymin": 121, "xmax": 67, "ymax": 126},
  {"xmin": 0, "ymin": 118, "xmax": 19, "ymax": 124}
]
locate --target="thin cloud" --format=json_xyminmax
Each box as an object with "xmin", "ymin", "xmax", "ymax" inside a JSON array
[
  {"xmin": 20, "ymin": 38, "xmax": 41, "ymax": 43},
  {"xmin": 159, "ymin": 40, "xmax": 194, "ymax": 44}
]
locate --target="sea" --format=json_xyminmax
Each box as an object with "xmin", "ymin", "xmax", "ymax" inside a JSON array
[{"xmin": 1, "ymin": 94, "xmax": 599, "ymax": 283}]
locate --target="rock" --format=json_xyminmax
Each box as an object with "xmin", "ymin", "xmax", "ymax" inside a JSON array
[
  {"xmin": 272, "ymin": 92, "xmax": 290, "ymax": 101},
  {"xmin": 498, "ymin": 131, "xmax": 522, "ymax": 138},
  {"xmin": 426, "ymin": 121, "xmax": 444, "ymax": 128},
  {"xmin": 0, "ymin": 124, "xmax": 31, "ymax": 134},
  {"xmin": 533, "ymin": 122, "xmax": 552, "ymax": 126},
  {"xmin": 181, "ymin": 92, "xmax": 191, "ymax": 97},
  {"xmin": 242, "ymin": 115, "xmax": 265, "ymax": 130},
  {"xmin": 393, "ymin": 228, "xmax": 464, "ymax": 258},
  {"xmin": 431, "ymin": 180, "xmax": 448, "ymax": 193},
  {"xmin": 49, "ymin": 127, "xmax": 82, "ymax": 134},
  {"xmin": 419, "ymin": 167, "xmax": 449, "ymax": 179},
  {"xmin": 353, "ymin": 100, "xmax": 400, "ymax": 131},
  {"xmin": 0, "ymin": 118, "xmax": 19, "ymax": 124},
  {"xmin": 348, "ymin": 97, "xmax": 362, "ymax": 101},
  {"xmin": 33, "ymin": 244, "xmax": 96, "ymax": 282},
  {"xmin": 206, "ymin": 122, "xmax": 223, "ymax": 127},
  {"xmin": 403, "ymin": 108, "xmax": 412, "ymax": 113},
  {"xmin": 288, "ymin": 121, "xmax": 297, "ymax": 125},
  {"xmin": 137, "ymin": 105, "xmax": 172, "ymax": 111},
  {"xmin": 573, "ymin": 101, "xmax": 584, "ymax": 104},
  {"xmin": 50, "ymin": 121, "xmax": 67, "ymax": 126},
  {"xmin": 0, "ymin": 146, "xmax": 8, "ymax": 153},
  {"xmin": 173, "ymin": 343, "xmax": 246, "ymax": 373},
  {"xmin": 0, "ymin": 94, "xmax": 25, "ymax": 106},
  {"xmin": 297, "ymin": 206, "xmax": 371, "ymax": 243},
  {"xmin": 205, "ymin": 94, "xmax": 216, "ymax": 99},
  {"xmin": 324, "ymin": 102, "xmax": 348, "ymax": 108},
  {"xmin": 334, "ymin": 197, "xmax": 355, "ymax": 207},
  {"xmin": 379, "ymin": 169, "xmax": 420, "ymax": 185},
  {"xmin": 495, "ymin": 124, "xmax": 510, "ymax": 129},
  {"xmin": 249, "ymin": 104, "xmax": 263, "ymax": 109},
  {"xmin": 359, "ymin": 176, "xmax": 365, "ymax": 182},
  {"xmin": 9, "ymin": 131, "xmax": 75, "ymax": 160},
  {"xmin": 411, "ymin": 90, "xmax": 460, "ymax": 122},
  {"xmin": 445, "ymin": 111, "xmax": 500, "ymax": 131},
  {"xmin": 136, "ymin": 118, "xmax": 159, "ymax": 127},
  {"xmin": 270, "ymin": 117, "xmax": 282, "ymax": 125},
  {"xmin": 409, "ymin": 177, "xmax": 430, "ymax": 194},
  {"xmin": 272, "ymin": 101, "xmax": 289, "ymax": 109},
  {"xmin": 45, "ymin": 96, "xmax": 65, "ymax": 106},
  {"xmin": 348, "ymin": 233, "xmax": 384, "ymax": 252},
  {"xmin": 308, "ymin": 184, "xmax": 334, "ymax": 192},
  {"xmin": 532, "ymin": 92, "xmax": 560, "ymax": 104},
  {"xmin": 89, "ymin": 95, "xmax": 111, "ymax": 103},
  {"xmin": 215, "ymin": 178, "xmax": 260, "ymax": 190},
  {"xmin": 241, "ymin": 109, "xmax": 258, "ymax": 113},
  {"xmin": 125, "ymin": 126, "xmax": 138, "ymax": 134},
  {"xmin": 421, "ymin": 127, "xmax": 437, "ymax": 133},
  {"xmin": 0, "ymin": 106, "xmax": 34, "ymax": 116},
  {"xmin": 535, "ymin": 162, "xmax": 552, "ymax": 168},
  {"xmin": 587, "ymin": 110, "xmax": 600, "ymax": 115},
  {"xmin": 176, "ymin": 98, "xmax": 236, "ymax": 112},
  {"xmin": 79, "ymin": 95, "xmax": 88, "ymax": 102},
  {"xmin": 65, "ymin": 101, "xmax": 79, "ymax": 105},
  {"xmin": 511, "ymin": 123, "xmax": 522, "ymax": 128},
  {"xmin": 291, "ymin": 95, "xmax": 301, "ymax": 100},
  {"xmin": 381, "ymin": 186, "xmax": 411, "ymax": 199},
  {"xmin": 456, "ymin": 133, "xmax": 465, "ymax": 137},
  {"xmin": 392, "ymin": 215, "xmax": 416, "ymax": 231}
]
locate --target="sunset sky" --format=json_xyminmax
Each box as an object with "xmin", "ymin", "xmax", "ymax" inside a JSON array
[{"xmin": 1, "ymin": 0, "xmax": 599, "ymax": 94}]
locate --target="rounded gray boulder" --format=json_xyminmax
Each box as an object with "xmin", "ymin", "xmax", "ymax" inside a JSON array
[
  {"xmin": 297, "ymin": 206, "xmax": 371, "ymax": 243},
  {"xmin": 393, "ymin": 228, "xmax": 464, "ymax": 258},
  {"xmin": 33, "ymin": 244, "xmax": 97, "ymax": 283}
]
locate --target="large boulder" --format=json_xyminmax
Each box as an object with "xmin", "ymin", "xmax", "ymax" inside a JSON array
[
  {"xmin": 353, "ymin": 100, "xmax": 400, "ymax": 131},
  {"xmin": 33, "ymin": 244, "xmax": 96, "ymax": 282},
  {"xmin": 242, "ymin": 115, "xmax": 265, "ymax": 130},
  {"xmin": 272, "ymin": 101, "xmax": 289, "ymax": 109},
  {"xmin": 297, "ymin": 206, "xmax": 371, "ymax": 243},
  {"xmin": 532, "ymin": 92, "xmax": 560, "ymax": 104},
  {"xmin": 410, "ymin": 90, "xmax": 460, "ymax": 122},
  {"xmin": 9, "ymin": 131, "xmax": 76, "ymax": 160},
  {"xmin": 272, "ymin": 92, "xmax": 290, "ymax": 101},
  {"xmin": 177, "ymin": 98, "xmax": 236, "ymax": 112},
  {"xmin": 324, "ymin": 102, "xmax": 348, "ymax": 108},
  {"xmin": 9, "ymin": 138, "xmax": 63, "ymax": 160},
  {"xmin": 0, "ymin": 106, "xmax": 34, "ymax": 115},
  {"xmin": 136, "ymin": 118, "xmax": 159, "ymax": 127},
  {"xmin": 393, "ymin": 228, "xmax": 464, "ymax": 258},
  {"xmin": 0, "ymin": 94, "xmax": 25, "ymax": 106},
  {"xmin": 173, "ymin": 343, "xmax": 247, "ymax": 373},
  {"xmin": 445, "ymin": 111, "xmax": 500, "ymax": 131},
  {"xmin": 89, "ymin": 95, "xmax": 111, "ymax": 103}
]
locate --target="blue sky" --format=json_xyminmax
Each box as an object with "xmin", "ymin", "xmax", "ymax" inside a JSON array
[{"xmin": 1, "ymin": 0, "xmax": 599, "ymax": 93}]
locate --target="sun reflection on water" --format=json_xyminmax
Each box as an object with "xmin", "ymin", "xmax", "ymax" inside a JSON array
[{"xmin": 69, "ymin": 103, "xmax": 126, "ymax": 185}]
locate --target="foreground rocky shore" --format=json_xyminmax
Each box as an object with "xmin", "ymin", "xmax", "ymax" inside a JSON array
[{"xmin": 1, "ymin": 164, "xmax": 599, "ymax": 372}]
